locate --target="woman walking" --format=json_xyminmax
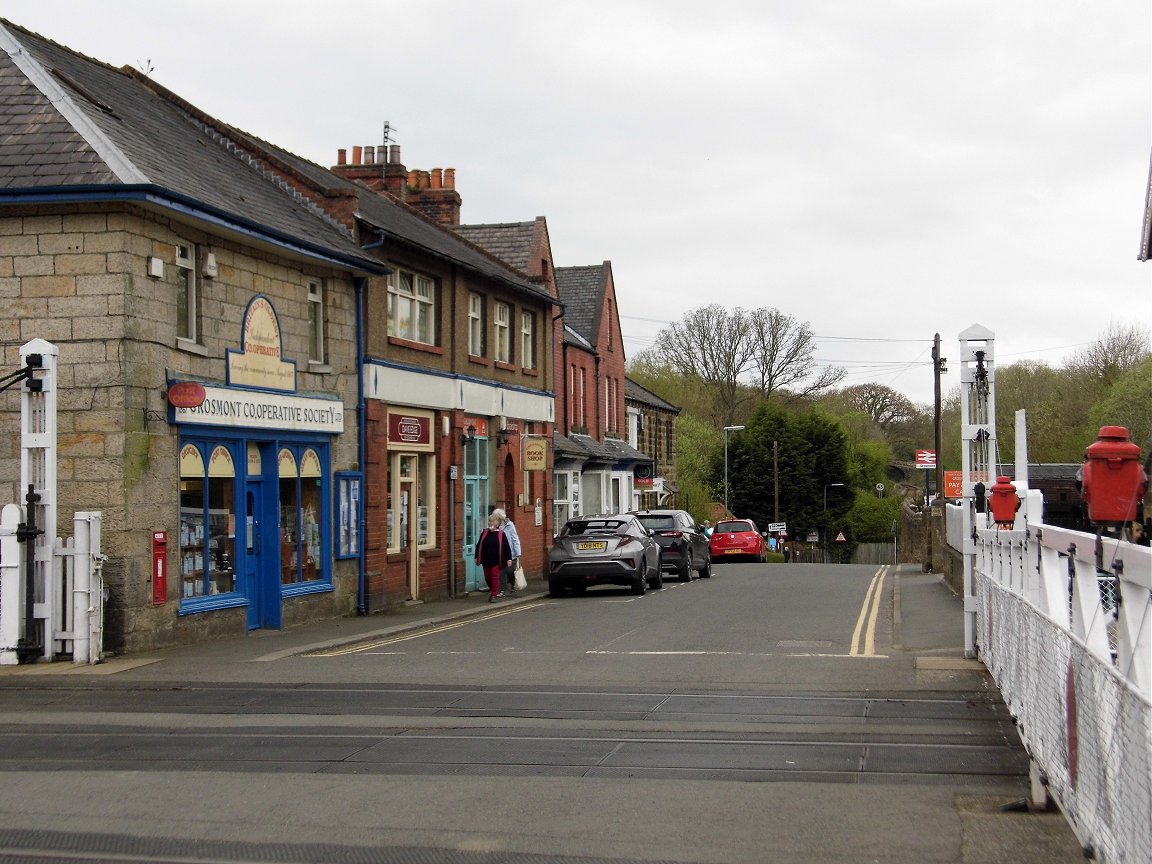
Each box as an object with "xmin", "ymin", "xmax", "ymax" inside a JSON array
[
  {"xmin": 475, "ymin": 510, "xmax": 511, "ymax": 602},
  {"xmin": 494, "ymin": 508, "xmax": 522, "ymax": 594}
]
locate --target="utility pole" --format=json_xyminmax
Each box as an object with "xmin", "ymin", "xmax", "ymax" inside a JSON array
[
  {"xmin": 773, "ymin": 440, "xmax": 780, "ymax": 522},
  {"xmin": 927, "ymin": 333, "xmax": 946, "ymax": 572}
]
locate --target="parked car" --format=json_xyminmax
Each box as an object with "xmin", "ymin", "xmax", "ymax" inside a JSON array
[
  {"xmin": 631, "ymin": 509, "xmax": 712, "ymax": 580},
  {"xmin": 548, "ymin": 514, "xmax": 663, "ymax": 597},
  {"xmin": 709, "ymin": 518, "xmax": 768, "ymax": 563}
]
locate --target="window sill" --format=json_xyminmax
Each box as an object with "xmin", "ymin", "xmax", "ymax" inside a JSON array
[
  {"xmin": 307, "ymin": 361, "xmax": 333, "ymax": 374},
  {"xmin": 176, "ymin": 338, "xmax": 210, "ymax": 357},
  {"xmin": 520, "ymin": 366, "xmax": 539, "ymax": 377},
  {"xmin": 494, "ymin": 361, "xmax": 516, "ymax": 372},
  {"xmin": 468, "ymin": 355, "xmax": 491, "ymax": 367},
  {"xmin": 388, "ymin": 336, "xmax": 444, "ymax": 355}
]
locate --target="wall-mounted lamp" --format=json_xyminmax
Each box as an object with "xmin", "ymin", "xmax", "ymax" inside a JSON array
[
  {"xmin": 496, "ymin": 428, "xmax": 513, "ymax": 448},
  {"xmin": 461, "ymin": 424, "xmax": 476, "ymax": 446}
]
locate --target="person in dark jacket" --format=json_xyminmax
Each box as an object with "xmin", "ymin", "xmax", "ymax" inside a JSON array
[{"xmin": 475, "ymin": 511, "xmax": 511, "ymax": 602}]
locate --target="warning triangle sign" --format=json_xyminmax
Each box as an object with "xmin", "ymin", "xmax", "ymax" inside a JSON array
[{"xmin": 835, "ymin": 531, "xmax": 847, "ymax": 542}]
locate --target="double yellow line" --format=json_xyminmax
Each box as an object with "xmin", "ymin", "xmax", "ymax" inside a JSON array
[{"xmin": 850, "ymin": 566, "xmax": 887, "ymax": 656}]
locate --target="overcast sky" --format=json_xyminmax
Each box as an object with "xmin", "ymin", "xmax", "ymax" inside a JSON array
[{"xmin": 5, "ymin": 1, "xmax": 1149, "ymax": 405}]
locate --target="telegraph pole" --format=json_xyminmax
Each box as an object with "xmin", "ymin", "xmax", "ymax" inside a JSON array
[{"xmin": 773, "ymin": 440, "xmax": 780, "ymax": 522}]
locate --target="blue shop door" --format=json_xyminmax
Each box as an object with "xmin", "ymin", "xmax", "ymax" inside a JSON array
[
  {"xmin": 244, "ymin": 445, "xmax": 281, "ymax": 630},
  {"xmin": 462, "ymin": 436, "xmax": 489, "ymax": 592}
]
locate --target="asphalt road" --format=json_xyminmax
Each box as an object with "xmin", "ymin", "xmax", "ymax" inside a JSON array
[{"xmin": 0, "ymin": 563, "xmax": 1086, "ymax": 863}]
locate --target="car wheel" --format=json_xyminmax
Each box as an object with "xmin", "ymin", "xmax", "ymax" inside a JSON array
[
  {"xmin": 648, "ymin": 559, "xmax": 664, "ymax": 590},
  {"xmin": 631, "ymin": 571, "xmax": 649, "ymax": 599},
  {"xmin": 548, "ymin": 579, "xmax": 565, "ymax": 598},
  {"xmin": 699, "ymin": 556, "xmax": 712, "ymax": 579},
  {"xmin": 678, "ymin": 551, "xmax": 693, "ymax": 582}
]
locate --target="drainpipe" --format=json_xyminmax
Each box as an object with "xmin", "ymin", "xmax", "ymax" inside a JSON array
[
  {"xmin": 356, "ymin": 234, "xmax": 389, "ymax": 616},
  {"xmin": 354, "ymin": 276, "xmax": 369, "ymax": 615}
]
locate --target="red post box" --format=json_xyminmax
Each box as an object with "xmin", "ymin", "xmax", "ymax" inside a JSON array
[
  {"xmin": 988, "ymin": 476, "xmax": 1020, "ymax": 528},
  {"xmin": 152, "ymin": 531, "xmax": 168, "ymax": 605},
  {"xmin": 1082, "ymin": 426, "xmax": 1146, "ymax": 526}
]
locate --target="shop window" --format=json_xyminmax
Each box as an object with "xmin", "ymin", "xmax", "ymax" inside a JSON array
[
  {"xmin": 279, "ymin": 446, "xmax": 325, "ymax": 585},
  {"xmin": 179, "ymin": 443, "xmax": 237, "ymax": 600},
  {"xmin": 336, "ymin": 473, "xmax": 361, "ymax": 558},
  {"xmin": 388, "ymin": 452, "xmax": 437, "ymax": 552}
]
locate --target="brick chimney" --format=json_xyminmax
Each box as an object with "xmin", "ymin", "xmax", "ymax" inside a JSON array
[
  {"xmin": 330, "ymin": 144, "xmax": 386, "ymax": 192},
  {"xmin": 331, "ymin": 143, "xmax": 461, "ymax": 224},
  {"xmin": 406, "ymin": 165, "xmax": 462, "ymax": 226}
]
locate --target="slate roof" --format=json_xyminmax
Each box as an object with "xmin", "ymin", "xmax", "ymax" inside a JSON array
[
  {"xmin": 555, "ymin": 264, "xmax": 607, "ymax": 346},
  {"xmin": 625, "ymin": 377, "xmax": 681, "ymax": 414},
  {"xmin": 564, "ymin": 322, "xmax": 593, "ymax": 351},
  {"xmin": 0, "ymin": 20, "xmax": 381, "ymax": 271},
  {"xmin": 453, "ymin": 221, "xmax": 538, "ymax": 275},
  {"xmin": 236, "ymin": 136, "xmax": 554, "ymax": 304}
]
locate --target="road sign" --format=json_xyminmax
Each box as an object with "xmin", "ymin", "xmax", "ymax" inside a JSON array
[
  {"xmin": 806, "ymin": 532, "xmax": 819, "ymax": 542},
  {"xmin": 835, "ymin": 531, "xmax": 847, "ymax": 542},
  {"xmin": 915, "ymin": 450, "xmax": 937, "ymax": 469},
  {"xmin": 768, "ymin": 522, "xmax": 786, "ymax": 532}
]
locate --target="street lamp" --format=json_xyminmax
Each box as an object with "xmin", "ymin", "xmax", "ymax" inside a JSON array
[
  {"xmin": 723, "ymin": 425, "xmax": 746, "ymax": 517},
  {"xmin": 823, "ymin": 482, "xmax": 845, "ymax": 511}
]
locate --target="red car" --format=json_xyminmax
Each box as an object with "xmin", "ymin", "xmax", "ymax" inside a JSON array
[{"xmin": 709, "ymin": 519, "xmax": 768, "ymax": 563}]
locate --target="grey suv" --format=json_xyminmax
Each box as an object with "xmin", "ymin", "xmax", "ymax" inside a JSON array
[{"xmin": 631, "ymin": 509, "xmax": 712, "ymax": 581}]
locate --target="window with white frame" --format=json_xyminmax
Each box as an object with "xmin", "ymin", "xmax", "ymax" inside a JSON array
[
  {"xmin": 388, "ymin": 268, "xmax": 436, "ymax": 344},
  {"xmin": 175, "ymin": 244, "xmax": 198, "ymax": 342},
  {"xmin": 307, "ymin": 279, "xmax": 325, "ymax": 363},
  {"xmin": 468, "ymin": 293, "xmax": 484, "ymax": 356},
  {"xmin": 494, "ymin": 302, "xmax": 511, "ymax": 363},
  {"xmin": 520, "ymin": 310, "xmax": 536, "ymax": 369}
]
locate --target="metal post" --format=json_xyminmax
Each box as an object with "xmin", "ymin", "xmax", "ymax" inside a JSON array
[
  {"xmin": 15, "ymin": 485, "xmax": 42, "ymax": 664},
  {"xmin": 722, "ymin": 425, "xmax": 745, "ymax": 518}
]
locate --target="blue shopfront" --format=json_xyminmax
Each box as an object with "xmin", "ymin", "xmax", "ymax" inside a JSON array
[
  {"xmin": 169, "ymin": 295, "xmax": 347, "ymax": 630},
  {"xmin": 173, "ymin": 386, "xmax": 343, "ymax": 629}
]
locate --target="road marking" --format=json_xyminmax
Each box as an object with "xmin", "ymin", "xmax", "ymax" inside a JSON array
[
  {"xmin": 311, "ymin": 602, "xmax": 548, "ymax": 656},
  {"xmin": 850, "ymin": 566, "xmax": 887, "ymax": 656}
]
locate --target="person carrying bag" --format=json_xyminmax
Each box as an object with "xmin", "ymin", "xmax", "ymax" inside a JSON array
[{"xmin": 492, "ymin": 508, "xmax": 523, "ymax": 594}]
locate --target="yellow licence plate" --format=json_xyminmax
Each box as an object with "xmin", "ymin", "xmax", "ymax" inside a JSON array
[
  {"xmin": 724, "ymin": 548, "xmax": 743, "ymax": 554},
  {"xmin": 577, "ymin": 541, "xmax": 607, "ymax": 552}
]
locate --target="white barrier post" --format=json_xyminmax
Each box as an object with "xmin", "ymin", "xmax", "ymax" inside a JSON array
[{"xmin": 0, "ymin": 503, "xmax": 23, "ymax": 665}]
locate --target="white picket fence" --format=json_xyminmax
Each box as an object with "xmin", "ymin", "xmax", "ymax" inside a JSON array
[
  {"xmin": 0, "ymin": 505, "xmax": 104, "ymax": 665},
  {"xmin": 949, "ymin": 501, "xmax": 1151, "ymax": 863}
]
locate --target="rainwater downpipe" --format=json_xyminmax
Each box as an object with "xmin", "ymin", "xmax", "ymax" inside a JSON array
[{"xmin": 354, "ymin": 232, "xmax": 389, "ymax": 615}]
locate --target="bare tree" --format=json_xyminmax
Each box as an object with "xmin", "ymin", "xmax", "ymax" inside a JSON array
[
  {"xmin": 651, "ymin": 304, "xmax": 755, "ymax": 424},
  {"xmin": 748, "ymin": 308, "xmax": 845, "ymax": 399},
  {"xmin": 1065, "ymin": 321, "xmax": 1151, "ymax": 388},
  {"xmin": 837, "ymin": 383, "xmax": 918, "ymax": 428}
]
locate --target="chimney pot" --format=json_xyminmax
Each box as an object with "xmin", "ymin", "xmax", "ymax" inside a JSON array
[
  {"xmin": 352, "ymin": 145, "xmax": 363, "ymax": 165},
  {"xmin": 408, "ymin": 170, "xmax": 419, "ymax": 188},
  {"xmin": 444, "ymin": 168, "xmax": 456, "ymax": 189},
  {"xmin": 365, "ymin": 146, "xmax": 375, "ymax": 164},
  {"xmin": 388, "ymin": 144, "xmax": 401, "ymax": 164},
  {"xmin": 337, "ymin": 148, "xmax": 347, "ymax": 166},
  {"xmin": 430, "ymin": 168, "xmax": 443, "ymax": 189}
]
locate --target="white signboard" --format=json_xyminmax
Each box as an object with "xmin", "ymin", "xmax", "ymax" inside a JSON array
[
  {"xmin": 768, "ymin": 522, "xmax": 787, "ymax": 532},
  {"xmin": 174, "ymin": 385, "xmax": 344, "ymax": 433}
]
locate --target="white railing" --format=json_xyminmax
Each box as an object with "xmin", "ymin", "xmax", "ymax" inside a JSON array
[
  {"xmin": 958, "ymin": 508, "xmax": 1151, "ymax": 864},
  {"xmin": 0, "ymin": 507, "xmax": 104, "ymax": 665}
]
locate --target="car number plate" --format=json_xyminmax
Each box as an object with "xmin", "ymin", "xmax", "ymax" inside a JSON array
[
  {"xmin": 724, "ymin": 548, "xmax": 742, "ymax": 554},
  {"xmin": 577, "ymin": 541, "xmax": 607, "ymax": 552}
]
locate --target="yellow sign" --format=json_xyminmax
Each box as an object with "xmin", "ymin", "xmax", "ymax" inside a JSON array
[
  {"xmin": 228, "ymin": 296, "xmax": 296, "ymax": 391},
  {"xmin": 524, "ymin": 437, "xmax": 548, "ymax": 471}
]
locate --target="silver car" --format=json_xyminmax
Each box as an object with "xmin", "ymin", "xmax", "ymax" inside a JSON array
[{"xmin": 548, "ymin": 514, "xmax": 663, "ymax": 597}]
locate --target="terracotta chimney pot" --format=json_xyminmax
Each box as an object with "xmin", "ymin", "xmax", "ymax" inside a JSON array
[
  {"xmin": 430, "ymin": 168, "xmax": 442, "ymax": 189},
  {"xmin": 444, "ymin": 168, "xmax": 455, "ymax": 189},
  {"xmin": 352, "ymin": 145, "xmax": 363, "ymax": 165},
  {"xmin": 337, "ymin": 148, "xmax": 347, "ymax": 166}
]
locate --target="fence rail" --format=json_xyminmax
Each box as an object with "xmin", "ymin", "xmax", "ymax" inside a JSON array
[{"xmin": 960, "ymin": 509, "xmax": 1151, "ymax": 864}]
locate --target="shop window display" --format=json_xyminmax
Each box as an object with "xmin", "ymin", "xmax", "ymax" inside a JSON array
[{"xmin": 179, "ymin": 443, "xmax": 237, "ymax": 597}]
